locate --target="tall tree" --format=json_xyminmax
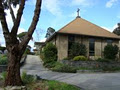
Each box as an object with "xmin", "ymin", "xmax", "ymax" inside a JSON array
[
  {"xmin": 0, "ymin": 0, "xmax": 42, "ymax": 86},
  {"xmin": 45, "ymin": 27, "xmax": 55, "ymax": 38},
  {"xmin": 113, "ymin": 23, "xmax": 120, "ymax": 35}
]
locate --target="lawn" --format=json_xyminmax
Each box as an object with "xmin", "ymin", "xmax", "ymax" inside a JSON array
[
  {"xmin": 27, "ymin": 80, "xmax": 80, "ymax": 90},
  {"xmin": 0, "ymin": 78, "xmax": 80, "ymax": 90}
]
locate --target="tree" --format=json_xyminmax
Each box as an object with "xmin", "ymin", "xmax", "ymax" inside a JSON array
[
  {"xmin": 45, "ymin": 27, "xmax": 55, "ymax": 38},
  {"xmin": 17, "ymin": 32, "xmax": 33, "ymax": 41},
  {"xmin": 0, "ymin": 0, "xmax": 42, "ymax": 86},
  {"xmin": 0, "ymin": 46, "xmax": 6, "ymax": 52},
  {"xmin": 17, "ymin": 32, "xmax": 27, "ymax": 41},
  {"xmin": 113, "ymin": 23, "xmax": 120, "ymax": 35}
]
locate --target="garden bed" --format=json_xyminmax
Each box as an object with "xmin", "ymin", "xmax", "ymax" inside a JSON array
[
  {"xmin": 60, "ymin": 60, "xmax": 120, "ymax": 72},
  {"xmin": 60, "ymin": 60, "xmax": 120, "ymax": 68}
]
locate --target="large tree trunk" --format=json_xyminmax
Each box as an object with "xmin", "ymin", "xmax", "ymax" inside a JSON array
[
  {"xmin": 5, "ymin": 44, "xmax": 23, "ymax": 86},
  {"xmin": 0, "ymin": 0, "xmax": 42, "ymax": 86}
]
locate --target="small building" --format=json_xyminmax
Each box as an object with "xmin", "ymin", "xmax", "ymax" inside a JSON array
[
  {"xmin": 34, "ymin": 42, "xmax": 45, "ymax": 54},
  {"xmin": 45, "ymin": 12, "xmax": 120, "ymax": 60}
]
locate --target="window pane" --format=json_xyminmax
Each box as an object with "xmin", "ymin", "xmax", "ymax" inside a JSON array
[
  {"xmin": 68, "ymin": 35, "xmax": 75, "ymax": 56},
  {"xmin": 107, "ymin": 40, "xmax": 112, "ymax": 44},
  {"xmin": 68, "ymin": 35, "xmax": 75, "ymax": 42},
  {"xmin": 89, "ymin": 38, "xmax": 95, "ymax": 56}
]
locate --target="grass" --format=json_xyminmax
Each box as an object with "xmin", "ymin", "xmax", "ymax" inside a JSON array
[
  {"xmin": 0, "ymin": 77, "xmax": 4, "ymax": 88},
  {"xmin": 51, "ymin": 62, "xmax": 77, "ymax": 73},
  {"xmin": 26, "ymin": 80, "xmax": 80, "ymax": 90},
  {"xmin": 0, "ymin": 73, "xmax": 80, "ymax": 90}
]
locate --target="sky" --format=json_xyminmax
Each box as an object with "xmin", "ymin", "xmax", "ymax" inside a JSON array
[{"xmin": 0, "ymin": 0, "xmax": 120, "ymax": 48}]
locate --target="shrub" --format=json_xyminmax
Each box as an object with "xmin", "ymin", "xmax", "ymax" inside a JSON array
[
  {"xmin": 24, "ymin": 48, "xmax": 30, "ymax": 55},
  {"xmin": 21, "ymin": 71, "xmax": 36, "ymax": 84},
  {"xmin": 69, "ymin": 43, "xmax": 87, "ymax": 58},
  {"xmin": 0, "ymin": 71, "xmax": 7, "ymax": 81},
  {"xmin": 96, "ymin": 58, "xmax": 111, "ymax": 62},
  {"xmin": 0, "ymin": 54, "xmax": 8, "ymax": 65},
  {"xmin": 0, "ymin": 46, "xmax": 6, "ymax": 52},
  {"xmin": 73, "ymin": 56, "xmax": 87, "ymax": 61},
  {"xmin": 44, "ymin": 61, "xmax": 56, "ymax": 68},
  {"xmin": 40, "ymin": 51, "xmax": 44, "ymax": 60},
  {"xmin": 104, "ymin": 44, "xmax": 119, "ymax": 60},
  {"xmin": 63, "ymin": 57, "xmax": 71, "ymax": 60},
  {"xmin": 52, "ymin": 62, "xmax": 77, "ymax": 73},
  {"xmin": 101, "ymin": 66, "xmax": 120, "ymax": 71},
  {"xmin": 43, "ymin": 43, "xmax": 57, "ymax": 66}
]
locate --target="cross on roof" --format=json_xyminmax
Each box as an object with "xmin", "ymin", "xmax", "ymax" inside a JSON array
[{"xmin": 77, "ymin": 8, "xmax": 81, "ymax": 18}]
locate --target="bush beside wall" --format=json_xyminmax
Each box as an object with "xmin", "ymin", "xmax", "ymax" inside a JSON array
[
  {"xmin": 69, "ymin": 43, "xmax": 87, "ymax": 58},
  {"xmin": 42, "ymin": 43, "xmax": 58, "ymax": 68},
  {"xmin": 104, "ymin": 44, "xmax": 119, "ymax": 60}
]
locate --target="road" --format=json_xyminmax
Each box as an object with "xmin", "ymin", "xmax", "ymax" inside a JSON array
[{"xmin": 21, "ymin": 55, "xmax": 120, "ymax": 90}]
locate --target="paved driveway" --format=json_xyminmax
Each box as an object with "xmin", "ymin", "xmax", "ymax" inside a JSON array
[{"xmin": 21, "ymin": 55, "xmax": 120, "ymax": 90}]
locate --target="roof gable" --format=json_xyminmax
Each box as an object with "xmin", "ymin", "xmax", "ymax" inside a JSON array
[{"xmin": 57, "ymin": 17, "xmax": 120, "ymax": 39}]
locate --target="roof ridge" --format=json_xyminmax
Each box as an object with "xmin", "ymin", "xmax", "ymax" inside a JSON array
[
  {"xmin": 57, "ymin": 18, "xmax": 78, "ymax": 32},
  {"xmin": 56, "ymin": 17, "xmax": 119, "ymax": 39}
]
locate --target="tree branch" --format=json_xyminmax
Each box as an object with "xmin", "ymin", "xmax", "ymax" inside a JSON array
[
  {"xmin": 11, "ymin": 0, "xmax": 25, "ymax": 35},
  {"xmin": 19, "ymin": 0, "xmax": 42, "ymax": 52},
  {"xmin": 0, "ymin": 0, "xmax": 10, "ymax": 45},
  {"xmin": 8, "ymin": 0, "xmax": 16, "ymax": 23}
]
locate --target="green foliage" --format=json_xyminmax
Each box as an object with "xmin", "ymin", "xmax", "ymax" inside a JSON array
[
  {"xmin": 45, "ymin": 27, "xmax": 55, "ymax": 38},
  {"xmin": 40, "ymin": 51, "xmax": 44, "ymax": 60},
  {"xmin": 17, "ymin": 32, "xmax": 27, "ymax": 38},
  {"xmin": 21, "ymin": 71, "xmax": 36, "ymax": 84},
  {"xmin": 69, "ymin": 42, "xmax": 87, "ymax": 58},
  {"xmin": 63, "ymin": 57, "xmax": 71, "ymax": 60},
  {"xmin": 0, "ymin": 54, "xmax": 8, "ymax": 65},
  {"xmin": 104, "ymin": 44, "xmax": 119, "ymax": 60},
  {"xmin": 73, "ymin": 56, "xmax": 87, "ymax": 61},
  {"xmin": 96, "ymin": 58, "xmax": 111, "ymax": 62},
  {"xmin": 24, "ymin": 48, "xmax": 30, "ymax": 55},
  {"xmin": 113, "ymin": 23, "xmax": 120, "ymax": 35},
  {"xmin": 27, "ymin": 80, "xmax": 80, "ymax": 90},
  {"xmin": 43, "ymin": 61, "xmax": 56, "ymax": 68},
  {"xmin": 101, "ymin": 66, "xmax": 120, "ymax": 71},
  {"xmin": 43, "ymin": 43, "xmax": 57, "ymax": 65},
  {"xmin": 52, "ymin": 62, "xmax": 77, "ymax": 73},
  {"xmin": 0, "ymin": 71, "xmax": 7, "ymax": 81},
  {"xmin": 17, "ymin": 32, "xmax": 27, "ymax": 41},
  {"xmin": 0, "ymin": 46, "xmax": 6, "ymax": 52},
  {"xmin": 46, "ymin": 80, "xmax": 79, "ymax": 90}
]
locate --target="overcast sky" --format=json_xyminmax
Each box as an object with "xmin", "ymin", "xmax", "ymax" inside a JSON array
[{"xmin": 0, "ymin": 0, "xmax": 120, "ymax": 47}]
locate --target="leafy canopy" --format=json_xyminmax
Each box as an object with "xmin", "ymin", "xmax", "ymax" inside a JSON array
[
  {"xmin": 113, "ymin": 23, "xmax": 120, "ymax": 35},
  {"xmin": 45, "ymin": 27, "xmax": 55, "ymax": 38}
]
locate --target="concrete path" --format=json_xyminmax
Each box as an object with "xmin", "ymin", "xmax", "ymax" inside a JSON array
[{"xmin": 21, "ymin": 55, "xmax": 120, "ymax": 90}]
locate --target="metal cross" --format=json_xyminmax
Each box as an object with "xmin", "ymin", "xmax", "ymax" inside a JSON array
[{"xmin": 77, "ymin": 8, "xmax": 80, "ymax": 17}]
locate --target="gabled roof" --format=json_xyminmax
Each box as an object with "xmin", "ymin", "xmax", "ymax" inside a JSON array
[{"xmin": 57, "ymin": 17, "xmax": 120, "ymax": 39}]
